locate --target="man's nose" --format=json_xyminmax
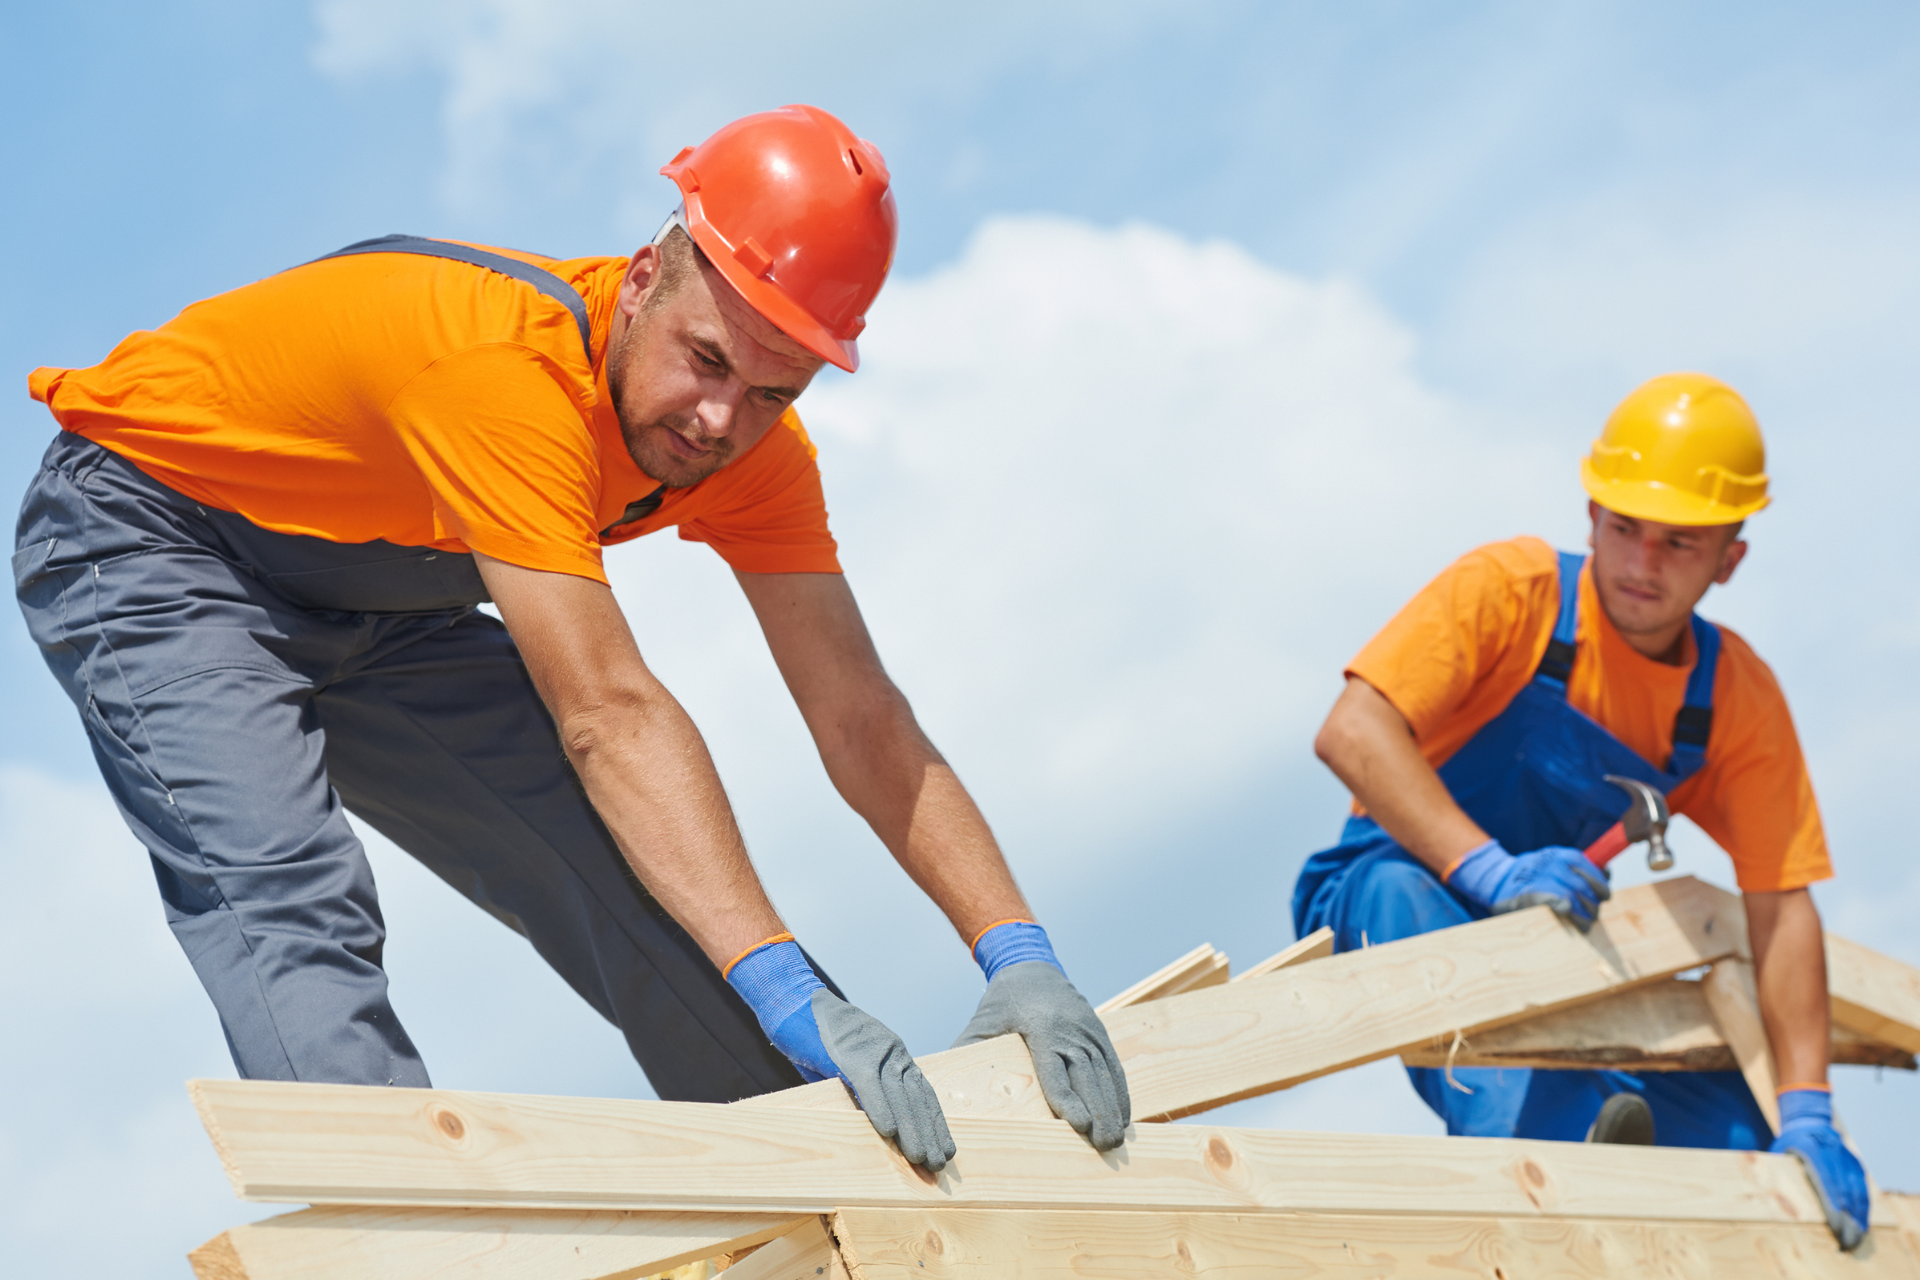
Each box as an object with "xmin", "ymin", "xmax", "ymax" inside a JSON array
[{"xmin": 696, "ymin": 380, "xmax": 751, "ymax": 437}]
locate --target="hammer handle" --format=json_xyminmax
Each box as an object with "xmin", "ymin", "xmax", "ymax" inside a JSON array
[{"xmin": 1585, "ymin": 821, "xmax": 1630, "ymax": 868}]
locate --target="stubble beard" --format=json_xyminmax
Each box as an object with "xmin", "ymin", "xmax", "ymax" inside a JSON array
[{"xmin": 610, "ymin": 318, "xmax": 731, "ymax": 489}]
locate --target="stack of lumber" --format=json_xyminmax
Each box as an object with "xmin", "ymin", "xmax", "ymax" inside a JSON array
[{"xmin": 185, "ymin": 877, "xmax": 1920, "ymax": 1279}]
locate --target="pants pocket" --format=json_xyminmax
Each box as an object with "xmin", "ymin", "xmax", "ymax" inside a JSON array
[{"xmin": 79, "ymin": 694, "xmax": 222, "ymax": 914}]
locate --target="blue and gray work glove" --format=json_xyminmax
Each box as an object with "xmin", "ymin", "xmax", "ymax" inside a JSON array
[
  {"xmin": 953, "ymin": 921, "xmax": 1132, "ymax": 1152},
  {"xmin": 1447, "ymin": 839, "xmax": 1611, "ymax": 932},
  {"xmin": 1772, "ymin": 1086, "xmax": 1870, "ymax": 1251},
  {"xmin": 727, "ymin": 933, "xmax": 956, "ymax": 1172}
]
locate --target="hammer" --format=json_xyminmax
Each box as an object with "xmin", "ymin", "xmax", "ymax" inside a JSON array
[{"xmin": 1583, "ymin": 774, "xmax": 1675, "ymax": 872}]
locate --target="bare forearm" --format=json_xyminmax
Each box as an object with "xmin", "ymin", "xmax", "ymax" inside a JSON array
[
  {"xmin": 822, "ymin": 695, "xmax": 1031, "ymax": 944},
  {"xmin": 1315, "ymin": 677, "xmax": 1489, "ymax": 876},
  {"xmin": 477, "ymin": 554, "xmax": 785, "ymax": 969},
  {"xmin": 561, "ymin": 692, "xmax": 786, "ymax": 965},
  {"xmin": 1747, "ymin": 887, "xmax": 1831, "ymax": 1088}
]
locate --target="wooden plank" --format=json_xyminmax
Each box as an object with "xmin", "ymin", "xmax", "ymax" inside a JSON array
[
  {"xmin": 1232, "ymin": 926, "xmax": 1334, "ymax": 982},
  {"xmin": 712, "ymin": 1216, "xmax": 846, "ymax": 1280},
  {"xmin": 186, "ymin": 1205, "xmax": 802, "ymax": 1280},
  {"xmin": 1403, "ymin": 976, "xmax": 1915, "ymax": 1073},
  {"xmin": 1113, "ymin": 874, "xmax": 1745, "ymax": 1120},
  {"xmin": 1701, "ymin": 959, "xmax": 1784, "ymax": 1133},
  {"xmin": 829, "ymin": 1206, "xmax": 1920, "ymax": 1279},
  {"xmin": 1827, "ymin": 932, "xmax": 1920, "ymax": 1056},
  {"xmin": 1684, "ymin": 881, "xmax": 1920, "ymax": 1055},
  {"xmin": 748, "ymin": 877, "xmax": 1747, "ymax": 1126},
  {"xmin": 1095, "ymin": 944, "xmax": 1229, "ymax": 1014},
  {"xmin": 190, "ymin": 1077, "xmax": 1832, "ymax": 1226}
]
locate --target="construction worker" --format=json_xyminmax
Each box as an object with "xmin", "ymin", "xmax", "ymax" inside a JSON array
[
  {"xmin": 14, "ymin": 106, "xmax": 1128, "ymax": 1172},
  {"xmin": 1292, "ymin": 374, "xmax": 1870, "ymax": 1249}
]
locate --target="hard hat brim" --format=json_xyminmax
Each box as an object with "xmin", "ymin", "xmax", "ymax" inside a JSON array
[{"xmin": 1580, "ymin": 462, "xmax": 1770, "ymax": 526}]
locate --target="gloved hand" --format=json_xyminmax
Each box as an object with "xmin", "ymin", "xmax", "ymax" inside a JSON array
[
  {"xmin": 1446, "ymin": 839, "xmax": 1611, "ymax": 932},
  {"xmin": 1772, "ymin": 1087, "xmax": 1869, "ymax": 1251},
  {"xmin": 953, "ymin": 921, "xmax": 1131, "ymax": 1152},
  {"xmin": 727, "ymin": 934, "xmax": 956, "ymax": 1172}
]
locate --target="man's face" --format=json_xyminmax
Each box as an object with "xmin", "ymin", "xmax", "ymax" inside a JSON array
[
  {"xmin": 1588, "ymin": 501, "xmax": 1747, "ymax": 651},
  {"xmin": 607, "ymin": 245, "xmax": 824, "ymax": 488}
]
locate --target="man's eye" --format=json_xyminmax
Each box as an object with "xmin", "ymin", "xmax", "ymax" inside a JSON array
[{"xmin": 695, "ymin": 351, "xmax": 722, "ymax": 370}]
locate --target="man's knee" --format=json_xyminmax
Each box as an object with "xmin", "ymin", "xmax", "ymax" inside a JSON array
[{"xmin": 1333, "ymin": 854, "xmax": 1473, "ymax": 949}]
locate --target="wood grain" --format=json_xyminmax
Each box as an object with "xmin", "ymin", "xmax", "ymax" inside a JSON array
[
  {"xmin": 1702, "ymin": 959, "xmax": 1784, "ymax": 1133},
  {"xmin": 830, "ymin": 1207, "xmax": 1920, "ymax": 1279},
  {"xmin": 1096, "ymin": 943, "xmax": 1229, "ymax": 1014},
  {"xmin": 713, "ymin": 1217, "xmax": 846, "ymax": 1280},
  {"xmin": 1233, "ymin": 926, "xmax": 1334, "ymax": 983},
  {"xmin": 191, "ymin": 1077, "xmax": 1831, "ymax": 1226},
  {"xmin": 186, "ymin": 1205, "xmax": 801, "ymax": 1280},
  {"xmin": 1402, "ymin": 977, "xmax": 1915, "ymax": 1073},
  {"xmin": 1827, "ymin": 932, "xmax": 1920, "ymax": 1056},
  {"xmin": 747, "ymin": 877, "xmax": 1747, "ymax": 1127}
]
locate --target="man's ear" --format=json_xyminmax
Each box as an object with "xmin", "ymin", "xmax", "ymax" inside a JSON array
[
  {"xmin": 618, "ymin": 244, "xmax": 664, "ymax": 319},
  {"xmin": 1586, "ymin": 499, "xmax": 1601, "ymax": 550},
  {"xmin": 1714, "ymin": 535, "xmax": 1749, "ymax": 587}
]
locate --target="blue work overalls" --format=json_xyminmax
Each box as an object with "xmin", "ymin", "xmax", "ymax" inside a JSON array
[
  {"xmin": 12, "ymin": 238, "xmax": 828, "ymax": 1100},
  {"xmin": 1291, "ymin": 552, "xmax": 1772, "ymax": 1149}
]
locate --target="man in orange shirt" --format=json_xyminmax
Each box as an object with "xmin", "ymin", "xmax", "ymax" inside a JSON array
[
  {"xmin": 1293, "ymin": 374, "xmax": 1868, "ymax": 1249},
  {"xmin": 14, "ymin": 106, "xmax": 1127, "ymax": 1172}
]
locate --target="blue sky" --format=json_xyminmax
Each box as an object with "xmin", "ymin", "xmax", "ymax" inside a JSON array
[{"xmin": 5, "ymin": 3, "xmax": 1920, "ymax": 1274}]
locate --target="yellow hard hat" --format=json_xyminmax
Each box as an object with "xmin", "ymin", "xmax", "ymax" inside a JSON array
[{"xmin": 1580, "ymin": 372, "xmax": 1770, "ymax": 526}]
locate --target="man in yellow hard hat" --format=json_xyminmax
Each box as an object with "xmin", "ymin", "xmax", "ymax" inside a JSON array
[{"xmin": 1291, "ymin": 373, "xmax": 1870, "ymax": 1250}]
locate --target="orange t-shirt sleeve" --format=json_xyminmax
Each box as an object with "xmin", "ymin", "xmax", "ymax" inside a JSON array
[
  {"xmin": 1672, "ymin": 635, "xmax": 1834, "ymax": 893},
  {"xmin": 676, "ymin": 411, "xmax": 841, "ymax": 574},
  {"xmin": 387, "ymin": 343, "xmax": 608, "ymax": 582},
  {"xmin": 1346, "ymin": 540, "xmax": 1556, "ymax": 745}
]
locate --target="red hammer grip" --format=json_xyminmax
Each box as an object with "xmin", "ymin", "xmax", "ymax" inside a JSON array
[{"xmin": 1584, "ymin": 821, "xmax": 1630, "ymax": 868}]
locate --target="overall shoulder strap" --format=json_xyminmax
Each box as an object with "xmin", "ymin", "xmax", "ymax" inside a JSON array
[
  {"xmin": 1668, "ymin": 614, "xmax": 1720, "ymax": 779},
  {"xmin": 307, "ymin": 235, "xmax": 593, "ymax": 358},
  {"xmin": 1532, "ymin": 551, "xmax": 1585, "ymax": 693}
]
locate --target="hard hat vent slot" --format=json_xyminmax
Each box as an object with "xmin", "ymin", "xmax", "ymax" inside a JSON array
[{"xmin": 847, "ymin": 149, "xmax": 863, "ymax": 175}]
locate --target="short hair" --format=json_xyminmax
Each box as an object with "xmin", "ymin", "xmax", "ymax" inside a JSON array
[{"xmin": 643, "ymin": 225, "xmax": 713, "ymax": 315}]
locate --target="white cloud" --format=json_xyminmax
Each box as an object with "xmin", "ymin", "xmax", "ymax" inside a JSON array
[
  {"xmin": 308, "ymin": 0, "xmax": 1189, "ymax": 227},
  {"xmin": 612, "ymin": 215, "xmax": 1565, "ymax": 873}
]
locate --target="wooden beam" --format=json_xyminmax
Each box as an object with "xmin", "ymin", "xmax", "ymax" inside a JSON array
[
  {"xmin": 747, "ymin": 877, "xmax": 1748, "ymax": 1126},
  {"xmin": 1094, "ymin": 943, "xmax": 1229, "ymax": 1014},
  {"xmin": 1701, "ymin": 959, "xmax": 1784, "ymax": 1133},
  {"xmin": 185, "ymin": 1206, "xmax": 802, "ymax": 1280},
  {"xmin": 713, "ymin": 1216, "xmax": 848, "ymax": 1280},
  {"xmin": 1683, "ymin": 881, "xmax": 1920, "ymax": 1055},
  {"xmin": 1402, "ymin": 976, "xmax": 1916, "ymax": 1073},
  {"xmin": 1827, "ymin": 931, "xmax": 1920, "ymax": 1056},
  {"xmin": 827, "ymin": 1206, "xmax": 1920, "ymax": 1279},
  {"xmin": 1231, "ymin": 926, "xmax": 1333, "ymax": 982},
  {"xmin": 190, "ymin": 1078, "xmax": 1833, "ymax": 1226}
]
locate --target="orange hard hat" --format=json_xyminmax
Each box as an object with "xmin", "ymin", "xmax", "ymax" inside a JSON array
[{"xmin": 660, "ymin": 105, "xmax": 897, "ymax": 372}]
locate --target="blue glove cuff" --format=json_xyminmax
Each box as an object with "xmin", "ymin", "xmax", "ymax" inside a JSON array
[
  {"xmin": 1443, "ymin": 839, "xmax": 1508, "ymax": 906},
  {"xmin": 1778, "ymin": 1087, "xmax": 1834, "ymax": 1132},
  {"xmin": 973, "ymin": 921, "xmax": 1066, "ymax": 981},
  {"xmin": 726, "ymin": 939, "xmax": 826, "ymax": 1040}
]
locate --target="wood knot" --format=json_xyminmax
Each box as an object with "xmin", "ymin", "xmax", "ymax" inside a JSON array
[
  {"xmin": 923, "ymin": 1229, "xmax": 944, "ymax": 1255},
  {"xmin": 1205, "ymin": 1135, "xmax": 1234, "ymax": 1172},
  {"xmin": 1177, "ymin": 1239, "xmax": 1194, "ymax": 1266},
  {"xmin": 433, "ymin": 1108, "xmax": 466, "ymax": 1141},
  {"xmin": 1522, "ymin": 1160, "xmax": 1545, "ymax": 1188}
]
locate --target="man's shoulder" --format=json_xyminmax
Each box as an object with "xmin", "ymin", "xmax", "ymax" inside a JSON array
[
  {"xmin": 1706, "ymin": 620, "xmax": 1789, "ymax": 705},
  {"xmin": 1429, "ymin": 535, "xmax": 1562, "ymax": 601}
]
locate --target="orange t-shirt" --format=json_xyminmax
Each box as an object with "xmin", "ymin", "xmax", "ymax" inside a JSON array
[
  {"xmin": 26, "ymin": 244, "xmax": 841, "ymax": 585},
  {"xmin": 1347, "ymin": 536, "xmax": 1831, "ymax": 893}
]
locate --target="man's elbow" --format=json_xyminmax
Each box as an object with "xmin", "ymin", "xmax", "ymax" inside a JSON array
[
  {"xmin": 1313, "ymin": 710, "xmax": 1356, "ymax": 771},
  {"xmin": 553, "ymin": 679, "xmax": 671, "ymax": 764}
]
